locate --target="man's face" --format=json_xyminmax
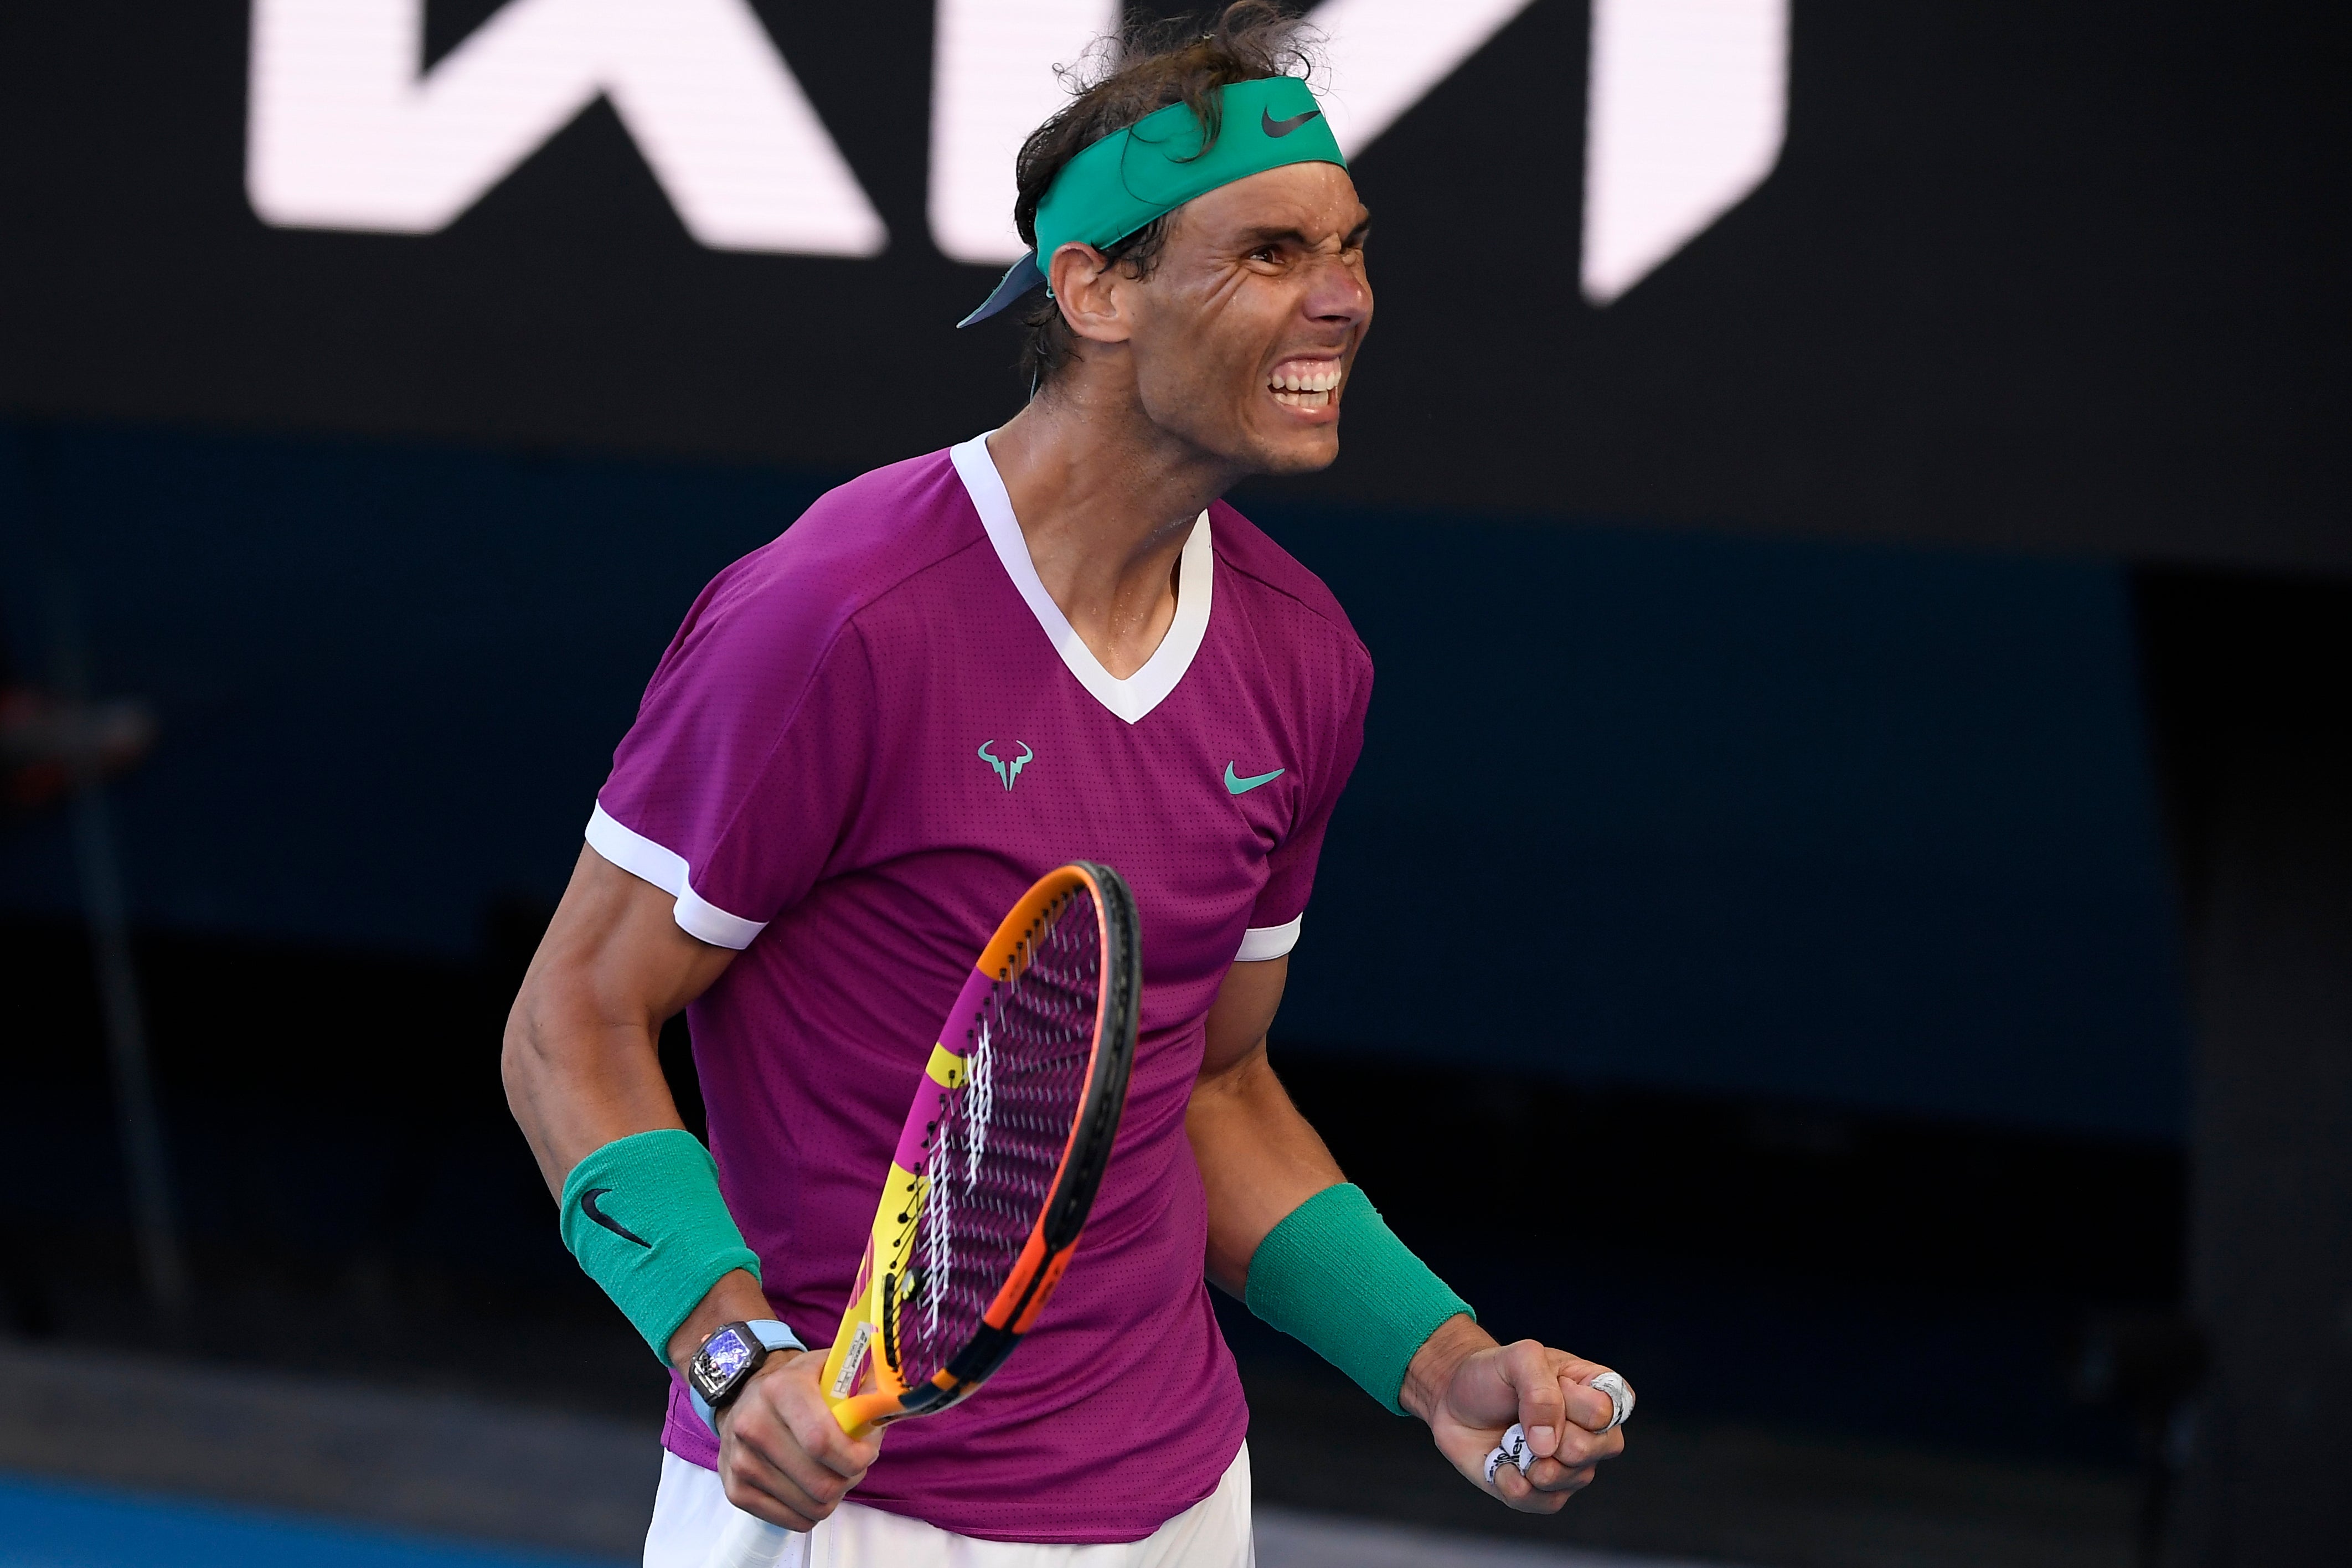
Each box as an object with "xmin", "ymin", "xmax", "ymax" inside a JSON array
[{"xmin": 1114, "ymin": 163, "xmax": 1373, "ymax": 477}]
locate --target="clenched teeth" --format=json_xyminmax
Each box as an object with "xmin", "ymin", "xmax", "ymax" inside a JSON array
[
  {"xmin": 1268, "ymin": 359, "xmax": 1342, "ymax": 409},
  {"xmin": 1268, "ymin": 363, "xmax": 1343, "ymax": 393}
]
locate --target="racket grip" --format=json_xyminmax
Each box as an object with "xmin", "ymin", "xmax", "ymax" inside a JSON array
[
  {"xmin": 706, "ymin": 1508, "xmax": 795, "ymax": 1568},
  {"xmin": 828, "ymin": 1390, "xmax": 893, "ymax": 1437}
]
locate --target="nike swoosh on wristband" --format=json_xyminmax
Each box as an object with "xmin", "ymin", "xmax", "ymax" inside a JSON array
[
  {"xmin": 1226, "ymin": 763, "xmax": 1286, "ymax": 794},
  {"xmin": 1261, "ymin": 107, "xmax": 1323, "ymax": 138},
  {"xmin": 581, "ymin": 1188, "xmax": 652, "ymax": 1248}
]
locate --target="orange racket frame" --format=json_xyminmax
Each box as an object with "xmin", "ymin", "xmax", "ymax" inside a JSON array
[{"xmin": 818, "ymin": 861, "xmax": 1139, "ymax": 1436}]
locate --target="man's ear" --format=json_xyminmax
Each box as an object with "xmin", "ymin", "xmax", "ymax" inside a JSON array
[{"xmin": 1048, "ymin": 243, "xmax": 1134, "ymax": 347}]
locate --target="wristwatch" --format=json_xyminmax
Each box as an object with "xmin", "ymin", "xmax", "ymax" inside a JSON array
[{"xmin": 687, "ymin": 1318, "xmax": 806, "ymax": 1431}]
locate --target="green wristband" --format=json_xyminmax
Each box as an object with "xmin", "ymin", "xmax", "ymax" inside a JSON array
[
  {"xmin": 1244, "ymin": 1183, "xmax": 1474, "ymax": 1416},
  {"xmin": 559, "ymin": 1129, "xmax": 761, "ymax": 1363}
]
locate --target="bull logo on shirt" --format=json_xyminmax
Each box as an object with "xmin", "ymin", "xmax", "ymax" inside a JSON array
[{"xmin": 977, "ymin": 740, "xmax": 1033, "ymax": 792}]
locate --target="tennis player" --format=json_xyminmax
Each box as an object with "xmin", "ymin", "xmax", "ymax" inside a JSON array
[{"xmin": 503, "ymin": 8, "xmax": 1629, "ymax": 1565}]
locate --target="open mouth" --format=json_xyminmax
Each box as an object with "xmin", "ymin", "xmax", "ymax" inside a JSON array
[{"xmin": 1267, "ymin": 359, "xmax": 1343, "ymax": 410}]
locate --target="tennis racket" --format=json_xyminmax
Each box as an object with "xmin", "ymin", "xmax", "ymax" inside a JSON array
[{"xmin": 706, "ymin": 860, "xmax": 1142, "ymax": 1567}]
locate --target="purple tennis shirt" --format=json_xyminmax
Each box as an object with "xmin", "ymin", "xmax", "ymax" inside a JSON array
[{"xmin": 587, "ymin": 435, "xmax": 1371, "ymax": 1543}]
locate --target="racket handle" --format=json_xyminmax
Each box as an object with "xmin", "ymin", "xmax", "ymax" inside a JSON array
[
  {"xmin": 828, "ymin": 1390, "xmax": 893, "ymax": 1437},
  {"xmin": 706, "ymin": 1507, "xmax": 796, "ymax": 1568}
]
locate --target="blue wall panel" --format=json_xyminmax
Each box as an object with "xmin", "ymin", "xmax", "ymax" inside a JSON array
[
  {"xmin": 0, "ymin": 422, "xmax": 2186, "ymax": 1137},
  {"xmin": 1252, "ymin": 508, "xmax": 2187, "ymax": 1138}
]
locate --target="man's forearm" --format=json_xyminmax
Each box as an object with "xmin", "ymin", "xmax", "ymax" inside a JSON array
[
  {"xmin": 502, "ymin": 997, "xmax": 685, "ymax": 1199},
  {"xmin": 1185, "ymin": 1041, "xmax": 1344, "ymax": 1292},
  {"xmin": 499, "ymin": 853, "xmax": 764, "ymax": 1367},
  {"xmin": 507, "ymin": 994, "xmax": 765, "ymax": 1369}
]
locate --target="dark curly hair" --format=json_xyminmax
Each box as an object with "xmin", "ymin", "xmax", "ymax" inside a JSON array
[{"xmin": 1010, "ymin": 3, "xmax": 1319, "ymax": 390}]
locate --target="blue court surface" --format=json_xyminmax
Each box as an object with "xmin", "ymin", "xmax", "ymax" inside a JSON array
[{"xmin": 0, "ymin": 1474, "xmax": 625, "ymax": 1568}]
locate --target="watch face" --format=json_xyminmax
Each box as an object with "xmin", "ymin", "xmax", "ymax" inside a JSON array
[
  {"xmin": 704, "ymin": 1328, "xmax": 754, "ymax": 1382},
  {"xmin": 693, "ymin": 1325, "xmax": 757, "ymax": 1401}
]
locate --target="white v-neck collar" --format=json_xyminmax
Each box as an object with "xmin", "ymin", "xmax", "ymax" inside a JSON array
[{"xmin": 950, "ymin": 432, "xmax": 1213, "ymax": 726}]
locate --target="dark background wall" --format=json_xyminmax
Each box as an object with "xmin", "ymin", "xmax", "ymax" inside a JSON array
[{"xmin": 0, "ymin": 0, "xmax": 2345, "ymax": 565}]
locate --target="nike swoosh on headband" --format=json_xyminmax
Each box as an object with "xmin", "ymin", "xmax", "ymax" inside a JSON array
[
  {"xmin": 581, "ymin": 1187, "xmax": 652, "ymax": 1248},
  {"xmin": 1262, "ymin": 107, "xmax": 1323, "ymax": 138}
]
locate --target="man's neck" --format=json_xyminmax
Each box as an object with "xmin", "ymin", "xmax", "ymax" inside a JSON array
[{"xmin": 985, "ymin": 388, "xmax": 1239, "ymax": 681}]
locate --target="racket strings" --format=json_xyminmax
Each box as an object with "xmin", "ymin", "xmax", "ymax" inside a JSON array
[{"xmin": 899, "ymin": 889, "xmax": 1101, "ymax": 1385}]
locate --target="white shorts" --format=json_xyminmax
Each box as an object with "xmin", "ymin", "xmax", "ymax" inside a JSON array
[{"xmin": 643, "ymin": 1443, "xmax": 1254, "ymax": 1568}]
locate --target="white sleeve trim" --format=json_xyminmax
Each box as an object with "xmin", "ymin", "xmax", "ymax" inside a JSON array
[
  {"xmin": 1235, "ymin": 914, "xmax": 1303, "ymax": 962},
  {"xmin": 584, "ymin": 804, "xmax": 768, "ymax": 952}
]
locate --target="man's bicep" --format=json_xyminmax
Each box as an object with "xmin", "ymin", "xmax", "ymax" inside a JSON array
[
  {"xmin": 540, "ymin": 845, "xmax": 739, "ymax": 1024},
  {"xmin": 1201, "ymin": 953, "xmax": 1288, "ymax": 1079}
]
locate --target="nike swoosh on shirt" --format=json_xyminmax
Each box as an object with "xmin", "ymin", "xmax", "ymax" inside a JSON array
[
  {"xmin": 1225, "ymin": 763, "xmax": 1286, "ymax": 795},
  {"xmin": 581, "ymin": 1188, "xmax": 651, "ymax": 1248},
  {"xmin": 1261, "ymin": 107, "xmax": 1323, "ymax": 138}
]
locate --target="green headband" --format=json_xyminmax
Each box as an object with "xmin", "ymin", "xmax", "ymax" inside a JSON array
[{"xmin": 959, "ymin": 76, "xmax": 1348, "ymax": 327}]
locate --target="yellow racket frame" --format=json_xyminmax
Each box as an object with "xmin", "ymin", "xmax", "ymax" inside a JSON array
[{"xmin": 818, "ymin": 862, "xmax": 1136, "ymax": 1436}]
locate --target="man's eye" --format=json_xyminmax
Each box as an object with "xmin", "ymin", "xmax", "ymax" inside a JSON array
[{"xmin": 1250, "ymin": 246, "xmax": 1281, "ymax": 264}]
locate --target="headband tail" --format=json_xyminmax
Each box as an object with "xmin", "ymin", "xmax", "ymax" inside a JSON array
[{"xmin": 958, "ymin": 252, "xmax": 1048, "ymax": 328}]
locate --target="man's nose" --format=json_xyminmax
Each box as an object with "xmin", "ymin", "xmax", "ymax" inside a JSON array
[{"xmin": 1302, "ymin": 251, "xmax": 1371, "ymax": 324}]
